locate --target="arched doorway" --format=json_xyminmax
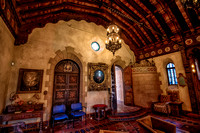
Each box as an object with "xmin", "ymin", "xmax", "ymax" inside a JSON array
[
  {"xmin": 115, "ymin": 66, "xmax": 124, "ymax": 105},
  {"xmin": 111, "ymin": 64, "xmax": 134, "ymax": 113},
  {"xmin": 52, "ymin": 59, "xmax": 80, "ymax": 111}
]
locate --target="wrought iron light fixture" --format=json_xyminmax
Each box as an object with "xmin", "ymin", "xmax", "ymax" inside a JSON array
[
  {"xmin": 105, "ymin": 24, "xmax": 122, "ymax": 55},
  {"xmin": 180, "ymin": 0, "xmax": 199, "ymax": 9}
]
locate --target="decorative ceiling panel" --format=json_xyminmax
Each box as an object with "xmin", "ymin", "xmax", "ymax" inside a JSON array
[{"xmin": 0, "ymin": 0, "xmax": 199, "ymax": 60}]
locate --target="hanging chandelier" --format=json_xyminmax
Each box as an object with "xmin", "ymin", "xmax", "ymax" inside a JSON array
[
  {"xmin": 180, "ymin": 0, "xmax": 199, "ymax": 9},
  {"xmin": 105, "ymin": 24, "xmax": 122, "ymax": 55}
]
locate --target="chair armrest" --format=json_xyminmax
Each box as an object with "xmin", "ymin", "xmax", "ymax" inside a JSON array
[
  {"xmin": 137, "ymin": 120, "xmax": 157, "ymax": 133},
  {"xmin": 152, "ymin": 101, "xmax": 160, "ymax": 104},
  {"xmin": 151, "ymin": 117, "xmax": 176, "ymax": 133}
]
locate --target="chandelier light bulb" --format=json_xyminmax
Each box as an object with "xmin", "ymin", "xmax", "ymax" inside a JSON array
[
  {"xmin": 105, "ymin": 40, "xmax": 108, "ymax": 43},
  {"xmin": 191, "ymin": 64, "xmax": 195, "ymax": 68},
  {"xmin": 119, "ymin": 39, "xmax": 121, "ymax": 43},
  {"xmin": 116, "ymin": 37, "xmax": 119, "ymax": 40},
  {"xmin": 192, "ymin": 69, "xmax": 196, "ymax": 73},
  {"xmin": 109, "ymin": 37, "xmax": 112, "ymax": 40}
]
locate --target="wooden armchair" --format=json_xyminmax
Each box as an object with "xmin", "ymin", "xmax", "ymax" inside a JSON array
[
  {"xmin": 137, "ymin": 115, "xmax": 176, "ymax": 133},
  {"xmin": 152, "ymin": 95, "xmax": 171, "ymax": 116}
]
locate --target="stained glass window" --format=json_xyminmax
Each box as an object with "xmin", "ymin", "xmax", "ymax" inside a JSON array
[
  {"xmin": 166, "ymin": 63, "xmax": 178, "ymax": 85},
  {"xmin": 91, "ymin": 42, "xmax": 100, "ymax": 51}
]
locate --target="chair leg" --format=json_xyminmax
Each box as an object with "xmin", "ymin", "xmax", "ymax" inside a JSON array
[
  {"xmin": 67, "ymin": 120, "xmax": 69, "ymax": 129},
  {"xmin": 52, "ymin": 120, "xmax": 54, "ymax": 129},
  {"xmin": 85, "ymin": 114, "xmax": 87, "ymax": 125},
  {"xmin": 73, "ymin": 116, "xmax": 74, "ymax": 128}
]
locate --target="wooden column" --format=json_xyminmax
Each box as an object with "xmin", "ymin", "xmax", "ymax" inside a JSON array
[{"xmin": 180, "ymin": 46, "xmax": 200, "ymax": 114}]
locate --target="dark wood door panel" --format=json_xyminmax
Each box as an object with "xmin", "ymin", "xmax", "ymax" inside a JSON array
[
  {"xmin": 123, "ymin": 66, "xmax": 134, "ymax": 106},
  {"xmin": 53, "ymin": 60, "xmax": 80, "ymax": 108}
]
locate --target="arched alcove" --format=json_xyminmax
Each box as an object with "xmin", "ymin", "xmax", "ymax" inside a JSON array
[{"xmin": 45, "ymin": 46, "xmax": 85, "ymax": 120}]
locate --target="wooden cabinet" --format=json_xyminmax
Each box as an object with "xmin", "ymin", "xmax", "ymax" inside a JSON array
[
  {"xmin": 5, "ymin": 103, "xmax": 43, "ymax": 113},
  {"xmin": 0, "ymin": 110, "xmax": 43, "ymax": 132}
]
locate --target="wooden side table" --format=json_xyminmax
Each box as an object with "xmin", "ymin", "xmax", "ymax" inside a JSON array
[
  {"xmin": 93, "ymin": 104, "xmax": 107, "ymax": 121},
  {"xmin": 169, "ymin": 101, "xmax": 183, "ymax": 116},
  {"xmin": 0, "ymin": 110, "xmax": 43, "ymax": 133}
]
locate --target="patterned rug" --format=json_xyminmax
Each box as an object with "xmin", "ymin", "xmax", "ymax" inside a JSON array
[
  {"xmin": 26, "ymin": 114, "xmax": 200, "ymax": 133},
  {"xmin": 53, "ymin": 119, "xmax": 144, "ymax": 133}
]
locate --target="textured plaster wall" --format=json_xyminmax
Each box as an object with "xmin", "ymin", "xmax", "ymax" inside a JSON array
[
  {"xmin": 5, "ymin": 20, "xmax": 134, "ymax": 121},
  {"xmin": 0, "ymin": 17, "xmax": 14, "ymax": 113},
  {"xmin": 153, "ymin": 51, "xmax": 192, "ymax": 111},
  {"xmin": 133, "ymin": 71, "xmax": 162, "ymax": 108}
]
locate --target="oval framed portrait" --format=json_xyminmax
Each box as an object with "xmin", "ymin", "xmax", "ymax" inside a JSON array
[{"xmin": 93, "ymin": 70, "xmax": 105, "ymax": 83}]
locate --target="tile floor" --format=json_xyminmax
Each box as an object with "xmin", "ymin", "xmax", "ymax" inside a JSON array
[{"xmin": 25, "ymin": 103, "xmax": 200, "ymax": 133}]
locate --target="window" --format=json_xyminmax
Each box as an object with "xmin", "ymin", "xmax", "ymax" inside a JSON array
[
  {"xmin": 91, "ymin": 42, "xmax": 100, "ymax": 51},
  {"xmin": 166, "ymin": 63, "xmax": 178, "ymax": 85}
]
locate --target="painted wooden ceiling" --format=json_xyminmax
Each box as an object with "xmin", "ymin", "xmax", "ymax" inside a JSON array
[{"xmin": 0, "ymin": 0, "xmax": 199, "ymax": 60}]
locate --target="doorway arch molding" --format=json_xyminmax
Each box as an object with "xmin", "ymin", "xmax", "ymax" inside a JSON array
[
  {"xmin": 110, "ymin": 56, "xmax": 127, "ymax": 69},
  {"xmin": 45, "ymin": 46, "xmax": 86, "ymax": 120}
]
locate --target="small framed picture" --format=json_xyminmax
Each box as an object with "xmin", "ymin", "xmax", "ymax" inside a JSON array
[{"xmin": 17, "ymin": 68, "xmax": 43, "ymax": 93}]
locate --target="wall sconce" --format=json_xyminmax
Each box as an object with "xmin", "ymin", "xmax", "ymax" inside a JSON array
[
  {"xmin": 191, "ymin": 64, "xmax": 196, "ymax": 73},
  {"xmin": 11, "ymin": 61, "xmax": 15, "ymax": 66}
]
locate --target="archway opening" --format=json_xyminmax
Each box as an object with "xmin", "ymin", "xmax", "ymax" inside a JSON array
[{"xmin": 115, "ymin": 66, "xmax": 124, "ymax": 109}]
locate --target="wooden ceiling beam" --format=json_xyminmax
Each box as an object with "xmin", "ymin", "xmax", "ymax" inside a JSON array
[
  {"xmin": 175, "ymin": 0, "xmax": 195, "ymax": 32},
  {"xmin": 120, "ymin": 0, "xmax": 159, "ymax": 44},
  {"xmin": 109, "ymin": 2, "xmax": 147, "ymax": 46},
  {"xmin": 133, "ymin": 0, "xmax": 166, "ymax": 41},
  {"xmin": 18, "ymin": 6, "xmax": 142, "ymax": 48},
  {"xmin": 115, "ymin": 0, "xmax": 153, "ymax": 45},
  {"xmin": 150, "ymin": 0, "xmax": 182, "ymax": 42}
]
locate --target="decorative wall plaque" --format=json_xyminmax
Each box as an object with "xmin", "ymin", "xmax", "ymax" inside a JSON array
[
  {"xmin": 88, "ymin": 63, "xmax": 108, "ymax": 91},
  {"xmin": 178, "ymin": 73, "xmax": 187, "ymax": 87}
]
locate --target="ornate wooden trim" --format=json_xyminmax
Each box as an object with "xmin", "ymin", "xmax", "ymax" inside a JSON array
[{"xmin": 88, "ymin": 63, "xmax": 108, "ymax": 91}]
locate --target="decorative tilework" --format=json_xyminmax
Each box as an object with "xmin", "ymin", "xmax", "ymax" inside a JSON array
[
  {"xmin": 158, "ymin": 49, "xmax": 163, "ymax": 54},
  {"xmin": 132, "ymin": 67, "xmax": 157, "ymax": 73},
  {"xmin": 185, "ymin": 39, "xmax": 193, "ymax": 45}
]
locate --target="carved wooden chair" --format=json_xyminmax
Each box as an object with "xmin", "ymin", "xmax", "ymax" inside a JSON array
[{"xmin": 152, "ymin": 95, "xmax": 171, "ymax": 116}]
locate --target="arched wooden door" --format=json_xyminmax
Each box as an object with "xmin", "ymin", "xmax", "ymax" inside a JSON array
[
  {"xmin": 53, "ymin": 59, "xmax": 80, "ymax": 111},
  {"xmin": 123, "ymin": 66, "xmax": 134, "ymax": 106}
]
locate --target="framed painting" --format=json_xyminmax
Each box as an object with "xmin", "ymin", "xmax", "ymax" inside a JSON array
[
  {"xmin": 88, "ymin": 63, "xmax": 108, "ymax": 91},
  {"xmin": 17, "ymin": 68, "xmax": 44, "ymax": 93}
]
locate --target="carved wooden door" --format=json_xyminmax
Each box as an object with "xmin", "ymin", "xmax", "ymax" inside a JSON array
[
  {"xmin": 111, "ymin": 64, "xmax": 117, "ymax": 111},
  {"xmin": 123, "ymin": 66, "xmax": 134, "ymax": 106},
  {"xmin": 53, "ymin": 60, "xmax": 80, "ymax": 111}
]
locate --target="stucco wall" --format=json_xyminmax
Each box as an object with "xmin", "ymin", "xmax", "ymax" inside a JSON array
[
  {"xmin": 0, "ymin": 17, "xmax": 15, "ymax": 113},
  {"xmin": 5, "ymin": 20, "xmax": 134, "ymax": 121},
  {"xmin": 153, "ymin": 51, "xmax": 192, "ymax": 111},
  {"xmin": 132, "ymin": 67, "xmax": 162, "ymax": 108}
]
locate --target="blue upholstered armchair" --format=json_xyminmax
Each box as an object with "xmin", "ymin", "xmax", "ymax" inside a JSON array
[
  {"xmin": 52, "ymin": 104, "xmax": 69, "ymax": 128},
  {"xmin": 71, "ymin": 103, "xmax": 86, "ymax": 127}
]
